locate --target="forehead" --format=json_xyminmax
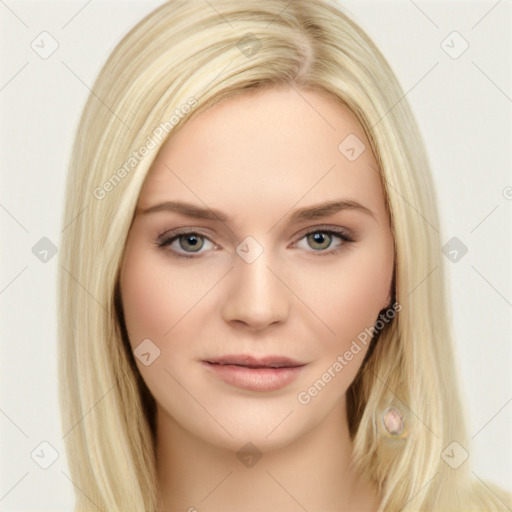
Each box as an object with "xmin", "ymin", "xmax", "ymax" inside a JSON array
[{"xmin": 138, "ymin": 86, "xmax": 384, "ymax": 218}]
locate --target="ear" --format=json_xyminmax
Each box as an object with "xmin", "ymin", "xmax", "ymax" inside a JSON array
[
  {"xmin": 382, "ymin": 267, "xmax": 396, "ymax": 310},
  {"xmin": 381, "ymin": 285, "xmax": 394, "ymax": 311},
  {"xmin": 380, "ymin": 298, "xmax": 390, "ymax": 313}
]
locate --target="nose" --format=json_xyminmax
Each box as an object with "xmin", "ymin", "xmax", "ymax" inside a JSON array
[{"xmin": 220, "ymin": 247, "xmax": 290, "ymax": 331}]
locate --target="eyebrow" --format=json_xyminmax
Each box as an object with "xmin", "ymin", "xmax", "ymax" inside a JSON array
[{"xmin": 138, "ymin": 199, "xmax": 376, "ymax": 223}]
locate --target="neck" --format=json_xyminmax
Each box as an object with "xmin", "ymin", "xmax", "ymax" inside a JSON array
[{"xmin": 155, "ymin": 398, "xmax": 380, "ymax": 511}]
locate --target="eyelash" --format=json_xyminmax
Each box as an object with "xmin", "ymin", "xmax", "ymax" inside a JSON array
[{"xmin": 154, "ymin": 226, "xmax": 355, "ymax": 259}]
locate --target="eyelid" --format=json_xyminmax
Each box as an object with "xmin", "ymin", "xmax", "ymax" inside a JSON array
[
  {"xmin": 156, "ymin": 226, "xmax": 213, "ymax": 243},
  {"xmin": 294, "ymin": 224, "xmax": 354, "ymax": 242}
]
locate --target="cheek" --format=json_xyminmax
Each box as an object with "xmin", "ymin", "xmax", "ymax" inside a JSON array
[
  {"xmin": 121, "ymin": 264, "xmax": 165, "ymax": 345},
  {"xmin": 120, "ymin": 242, "xmax": 217, "ymax": 347},
  {"xmin": 119, "ymin": 241, "xmax": 181, "ymax": 346},
  {"xmin": 119, "ymin": 245, "xmax": 201, "ymax": 404},
  {"xmin": 304, "ymin": 243, "xmax": 393, "ymax": 351}
]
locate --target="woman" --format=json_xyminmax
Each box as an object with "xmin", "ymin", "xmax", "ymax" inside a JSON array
[{"xmin": 57, "ymin": 0, "xmax": 512, "ymax": 510}]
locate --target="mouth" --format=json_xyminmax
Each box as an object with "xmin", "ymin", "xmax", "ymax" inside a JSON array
[
  {"xmin": 202, "ymin": 354, "xmax": 307, "ymax": 392},
  {"xmin": 204, "ymin": 354, "xmax": 305, "ymax": 368}
]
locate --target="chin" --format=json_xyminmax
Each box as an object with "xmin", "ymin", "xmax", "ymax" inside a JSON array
[
  {"xmin": 204, "ymin": 423, "xmax": 305, "ymax": 455},
  {"xmin": 184, "ymin": 403, "xmax": 320, "ymax": 455}
]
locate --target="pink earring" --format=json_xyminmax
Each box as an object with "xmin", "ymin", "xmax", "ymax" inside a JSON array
[{"xmin": 382, "ymin": 406, "xmax": 405, "ymax": 436}]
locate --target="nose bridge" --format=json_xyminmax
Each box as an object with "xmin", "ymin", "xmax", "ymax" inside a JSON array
[{"xmin": 220, "ymin": 237, "xmax": 289, "ymax": 328}]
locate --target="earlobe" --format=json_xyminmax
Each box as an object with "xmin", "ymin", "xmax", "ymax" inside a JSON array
[
  {"xmin": 381, "ymin": 287, "xmax": 395, "ymax": 312},
  {"xmin": 382, "ymin": 268, "xmax": 396, "ymax": 311}
]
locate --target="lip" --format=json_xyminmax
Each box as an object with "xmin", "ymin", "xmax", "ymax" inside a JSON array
[{"xmin": 202, "ymin": 354, "xmax": 307, "ymax": 392}]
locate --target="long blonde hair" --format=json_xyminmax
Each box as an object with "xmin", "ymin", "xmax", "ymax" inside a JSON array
[{"xmin": 57, "ymin": 1, "xmax": 512, "ymax": 510}]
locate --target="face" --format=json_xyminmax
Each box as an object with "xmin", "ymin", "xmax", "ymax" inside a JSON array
[{"xmin": 119, "ymin": 86, "xmax": 395, "ymax": 452}]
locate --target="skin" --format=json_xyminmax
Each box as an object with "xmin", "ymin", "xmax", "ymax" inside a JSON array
[{"xmin": 119, "ymin": 85, "xmax": 394, "ymax": 511}]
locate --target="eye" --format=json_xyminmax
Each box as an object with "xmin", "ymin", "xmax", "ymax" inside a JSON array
[
  {"xmin": 155, "ymin": 226, "xmax": 354, "ymax": 259},
  {"xmin": 295, "ymin": 227, "xmax": 354, "ymax": 256},
  {"xmin": 155, "ymin": 230, "xmax": 216, "ymax": 259}
]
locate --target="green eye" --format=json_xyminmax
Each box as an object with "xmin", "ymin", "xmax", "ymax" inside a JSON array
[
  {"xmin": 156, "ymin": 231, "xmax": 215, "ymax": 258},
  {"xmin": 296, "ymin": 229, "xmax": 353, "ymax": 256},
  {"xmin": 306, "ymin": 232, "xmax": 334, "ymax": 251},
  {"xmin": 175, "ymin": 233, "xmax": 205, "ymax": 253}
]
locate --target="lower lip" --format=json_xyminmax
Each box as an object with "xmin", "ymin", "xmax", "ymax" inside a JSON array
[{"xmin": 202, "ymin": 362, "xmax": 305, "ymax": 392}]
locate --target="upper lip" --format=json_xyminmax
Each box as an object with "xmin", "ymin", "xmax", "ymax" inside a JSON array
[{"xmin": 204, "ymin": 354, "xmax": 306, "ymax": 368}]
